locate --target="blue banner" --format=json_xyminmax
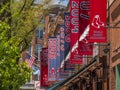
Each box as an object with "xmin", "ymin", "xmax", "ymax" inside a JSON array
[
  {"xmin": 60, "ymin": 25, "xmax": 65, "ymax": 64},
  {"xmin": 59, "ymin": 25, "xmax": 71, "ymax": 79},
  {"xmin": 64, "ymin": 12, "xmax": 75, "ymax": 71},
  {"xmin": 64, "ymin": 12, "xmax": 70, "ymax": 57},
  {"xmin": 48, "ymin": 37, "xmax": 57, "ymax": 81},
  {"xmin": 56, "ymin": 34, "xmax": 61, "ymax": 80}
]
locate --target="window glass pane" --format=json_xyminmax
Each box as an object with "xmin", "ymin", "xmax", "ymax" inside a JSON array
[
  {"xmin": 40, "ymin": 29, "xmax": 43, "ymax": 38},
  {"xmin": 35, "ymin": 44, "xmax": 42, "ymax": 60},
  {"xmin": 36, "ymin": 29, "xmax": 44, "ymax": 39},
  {"xmin": 36, "ymin": 30, "xmax": 39, "ymax": 38}
]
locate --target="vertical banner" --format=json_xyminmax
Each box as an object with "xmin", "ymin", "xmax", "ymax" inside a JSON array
[
  {"xmin": 59, "ymin": 25, "xmax": 70, "ymax": 80},
  {"xmin": 89, "ymin": 0, "xmax": 107, "ymax": 42},
  {"xmin": 40, "ymin": 48, "xmax": 49, "ymax": 87},
  {"xmin": 64, "ymin": 12, "xmax": 70, "ymax": 57},
  {"xmin": 48, "ymin": 37, "xmax": 57, "ymax": 81},
  {"xmin": 60, "ymin": 25, "xmax": 65, "ymax": 65},
  {"xmin": 78, "ymin": 0, "xmax": 93, "ymax": 55},
  {"xmin": 64, "ymin": 12, "xmax": 75, "ymax": 70},
  {"xmin": 70, "ymin": 0, "xmax": 82, "ymax": 64},
  {"xmin": 56, "ymin": 34, "xmax": 61, "ymax": 80},
  {"xmin": 78, "ymin": 41, "xmax": 93, "ymax": 55}
]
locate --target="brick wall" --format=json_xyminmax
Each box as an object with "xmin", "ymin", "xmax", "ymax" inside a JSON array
[{"xmin": 109, "ymin": 0, "xmax": 120, "ymax": 90}]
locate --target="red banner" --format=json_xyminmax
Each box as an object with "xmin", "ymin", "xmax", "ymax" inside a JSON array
[
  {"xmin": 40, "ymin": 48, "xmax": 49, "ymax": 87},
  {"xmin": 70, "ymin": 0, "xmax": 82, "ymax": 64},
  {"xmin": 89, "ymin": 0, "xmax": 107, "ymax": 42},
  {"xmin": 78, "ymin": 0, "xmax": 93, "ymax": 55}
]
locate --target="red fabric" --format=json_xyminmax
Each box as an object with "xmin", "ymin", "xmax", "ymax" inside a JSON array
[
  {"xmin": 40, "ymin": 48, "xmax": 49, "ymax": 87},
  {"xmin": 78, "ymin": 0, "xmax": 93, "ymax": 55},
  {"xmin": 70, "ymin": 0, "xmax": 79, "ymax": 47},
  {"xmin": 89, "ymin": 0, "xmax": 107, "ymax": 42},
  {"xmin": 70, "ymin": 0, "xmax": 82, "ymax": 64}
]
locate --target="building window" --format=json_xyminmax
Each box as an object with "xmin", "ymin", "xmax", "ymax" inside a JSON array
[
  {"xmin": 35, "ymin": 44, "xmax": 42, "ymax": 60},
  {"xmin": 28, "ymin": 46, "xmax": 31, "ymax": 54},
  {"xmin": 36, "ymin": 29, "xmax": 44, "ymax": 39}
]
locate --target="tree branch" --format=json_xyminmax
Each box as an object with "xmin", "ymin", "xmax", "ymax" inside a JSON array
[{"xmin": 19, "ymin": 0, "xmax": 26, "ymax": 14}]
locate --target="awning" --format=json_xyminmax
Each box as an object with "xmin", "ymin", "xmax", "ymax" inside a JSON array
[{"xmin": 50, "ymin": 57, "xmax": 97, "ymax": 90}]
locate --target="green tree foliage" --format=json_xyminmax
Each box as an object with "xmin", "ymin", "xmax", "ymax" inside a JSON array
[
  {"xmin": 0, "ymin": 19, "xmax": 31, "ymax": 90},
  {"xmin": 11, "ymin": 0, "xmax": 50, "ymax": 51},
  {"xmin": 0, "ymin": 0, "xmax": 51, "ymax": 89}
]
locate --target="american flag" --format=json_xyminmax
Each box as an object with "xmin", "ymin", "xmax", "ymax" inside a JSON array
[{"xmin": 26, "ymin": 53, "xmax": 35, "ymax": 68}]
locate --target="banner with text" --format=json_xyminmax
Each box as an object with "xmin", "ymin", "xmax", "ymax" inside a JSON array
[
  {"xmin": 89, "ymin": 0, "xmax": 107, "ymax": 42},
  {"xmin": 70, "ymin": 0, "xmax": 82, "ymax": 64},
  {"xmin": 56, "ymin": 34, "xmax": 61, "ymax": 80},
  {"xmin": 64, "ymin": 12, "xmax": 70, "ymax": 57},
  {"xmin": 78, "ymin": 0, "xmax": 93, "ymax": 55},
  {"xmin": 60, "ymin": 25, "xmax": 65, "ymax": 65},
  {"xmin": 64, "ymin": 12, "xmax": 75, "ymax": 70},
  {"xmin": 48, "ymin": 37, "xmax": 57, "ymax": 81}
]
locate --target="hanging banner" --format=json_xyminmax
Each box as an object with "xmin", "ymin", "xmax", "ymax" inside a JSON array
[
  {"xmin": 70, "ymin": 0, "xmax": 82, "ymax": 64},
  {"xmin": 64, "ymin": 12, "xmax": 70, "ymax": 57},
  {"xmin": 78, "ymin": 0, "xmax": 93, "ymax": 55},
  {"xmin": 48, "ymin": 37, "xmax": 57, "ymax": 81},
  {"xmin": 89, "ymin": 0, "xmax": 107, "ymax": 42},
  {"xmin": 60, "ymin": 25, "xmax": 65, "ymax": 65},
  {"xmin": 40, "ymin": 48, "xmax": 49, "ymax": 87},
  {"xmin": 56, "ymin": 34, "xmax": 61, "ymax": 80},
  {"xmin": 78, "ymin": 41, "xmax": 93, "ymax": 55},
  {"xmin": 64, "ymin": 12, "xmax": 75, "ymax": 70},
  {"xmin": 70, "ymin": 0, "xmax": 79, "ymax": 46}
]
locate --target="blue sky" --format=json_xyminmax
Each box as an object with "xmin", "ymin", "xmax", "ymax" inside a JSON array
[
  {"xmin": 34, "ymin": 0, "xmax": 69, "ymax": 6},
  {"xmin": 52, "ymin": 0, "xmax": 69, "ymax": 6}
]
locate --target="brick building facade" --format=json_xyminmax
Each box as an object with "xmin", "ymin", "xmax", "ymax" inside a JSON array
[
  {"xmin": 21, "ymin": 0, "xmax": 120, "ymax": 89},
  {"xmin": 46, "ymin": 0, "xmax": 120, "ymax": 90},
  {"xmin": 109, "ymin": 0, "xmax": 120, "ymax": 90}
]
